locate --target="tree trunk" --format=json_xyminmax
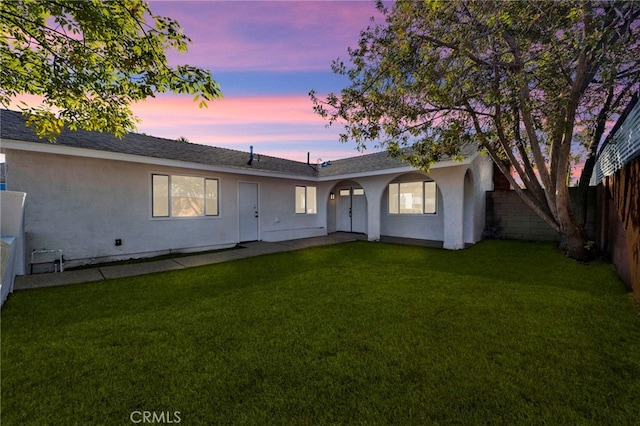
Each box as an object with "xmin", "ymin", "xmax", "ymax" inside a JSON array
[
  {"xmin": 558, "ymin": 221, "xmax": 591, "ymax": 260},
  {"xmin": 555, "ymin": 186, "xmax": 592, "ymax": 260},
  {"xmin": 576, "ymin": 154, "xmax": 596, "ymax": 224}
]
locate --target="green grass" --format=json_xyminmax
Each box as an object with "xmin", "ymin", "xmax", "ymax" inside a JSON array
[{"xmin": 2, "ymin": 240, "xmax": 639, "ymax": 425}]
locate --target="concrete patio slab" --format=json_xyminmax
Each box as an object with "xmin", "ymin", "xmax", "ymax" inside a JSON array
[
  {"xmin": 236, "ymin": 242, "xmax": 295, "ymax": 257},
  {"xmin": 379, "ymin": 236, "xmax": 444, "ymax": 249},
  {"xmin": 10, "ymin": 233, "xmax": 370, "ymax": 290},
  {"xmin": 15, "ymin": 268, "xmax": 104, "ymax": 290},
  {"xmin": 99, "ymin": 259, "xmax": 186, "ymax": 280},
  {"xmin": 172, "ymin": 250, "xmax": 246, "ymax": 268}
]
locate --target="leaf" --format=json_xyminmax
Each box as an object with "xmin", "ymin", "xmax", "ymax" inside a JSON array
[{"xmin": 0, "ymin": 0, "xmax": 223, "ymax": 139}]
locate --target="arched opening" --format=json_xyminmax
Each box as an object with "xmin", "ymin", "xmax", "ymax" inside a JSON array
[
  {"xmin": 327, "ymin": 180, "xmax": 367, "ymax": 234},
  {"xmin": 380, "ymin": 172, "xmax": 444, "ymax": 243}
]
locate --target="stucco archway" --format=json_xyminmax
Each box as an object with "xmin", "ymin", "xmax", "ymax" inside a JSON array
[
  {"xmin": 326, "ymin": 180, "xmax": 368, "ymax": 234},
  {"xmin": 379, "ymin": 172, "xmax": 445, "ymax": 243}
]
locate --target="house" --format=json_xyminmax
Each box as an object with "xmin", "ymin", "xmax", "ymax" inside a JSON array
[{"xmin": 0, "ymin": 109, "xmax": 493, "ymax": 271}]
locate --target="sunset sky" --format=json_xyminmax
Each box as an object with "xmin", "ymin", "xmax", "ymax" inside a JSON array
[
  {"xmin": 4, "ymin": 0, "xmax": 600, "ymax": 181},
  {"xmin": 129, "ymin": 0, "xmax": 386, "ymax": 163}
]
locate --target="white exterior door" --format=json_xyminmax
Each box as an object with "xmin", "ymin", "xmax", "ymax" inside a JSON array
[
  {"xmin": 336, "ymin": 188, "xmax": 351, "ymax": 232},
  {"xmin": 336, "ymin": 187, "xmax": 367, "ymax": 233},
  {"xmin": 239, "ymin": 182, "xmax": 259, "ymax": 242},
  {"xmin": 351, "ymin": 189, "xmax": 367, "ymax": 233}
]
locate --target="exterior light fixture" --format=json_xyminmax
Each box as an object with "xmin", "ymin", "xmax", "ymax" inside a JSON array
[{"xmin": 330, "ymin": 192, "xmax": 335, "ymax": 200}]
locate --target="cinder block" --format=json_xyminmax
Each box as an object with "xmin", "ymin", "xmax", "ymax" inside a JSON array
[{"xmin": 492, "ymin": 196, "xmax": 507, "ymax": 205}]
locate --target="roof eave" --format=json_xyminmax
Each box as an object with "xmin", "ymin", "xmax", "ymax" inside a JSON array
[
  {"xmin": 317, "ymin": 151, "xmax": 479, "ymax": 181},
  {"xmin": 0, "ymin": 138, "xmax": 319, "ymax": 181}
]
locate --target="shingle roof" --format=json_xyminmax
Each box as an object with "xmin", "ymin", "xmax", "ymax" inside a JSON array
[
  {"xmin": 0, "ymin": 109, "xmax": 318, "ymax": 177},
  {"xmin": 1, "ymin": 109, "xmax": 477, "ymax": 178},
  {"xmin": 317, "ymin": 142, "xmax": 480, "ymax": 177},
  {"xmin": 316, "ymin": 151, "xmax": 407, "ymax": 177}
]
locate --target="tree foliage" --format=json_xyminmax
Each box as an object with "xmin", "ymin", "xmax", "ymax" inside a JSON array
[
  {"xmin": 1, "ymin": 0, "xmax": 222, "ymax": 140},
  {"xmin": 311, "ymin": 0, "xmax": 640, "ymax": 260}
]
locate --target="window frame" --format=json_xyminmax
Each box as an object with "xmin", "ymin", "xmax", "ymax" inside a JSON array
[
  {"xmin": 338, "ymin": 188, "xmax": 365, "ymax": 197},
  {"xmin": 295, "ymin": 185, "xmax": 317, "ymax": 215},
  {"xmin": 152, "ymin": 174, "xmax": 170, "ymax": 218},
  {"xmin": 388, "ymin": 180, "xmax": 437, "ymax": 215},
  {"xmin": 151, "ymin": 173, "xmax": 219, "ymax": 219}
]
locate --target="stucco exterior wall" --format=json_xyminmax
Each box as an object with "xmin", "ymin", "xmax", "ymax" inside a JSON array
[
  {"xmin": 4, "ymin": 146, "xmax": 493, "ymax": 270},
  {"xmin": 323, "ymin": 154, "xmax": 493, "ymax": 247},
  {"xmin": 468, "ymin": 154, "xmax": 494, "ymax": 243},
  {"xmin": 7, "ymin": 151, "xmax": 231, "ymax": 266},
  {"xmin": 258, "ymin": 177, "xmax": 330, "ymax": 242},
  {"xmin": 6, "ymin": 151, "xmax": 329, "ymax": 267}
]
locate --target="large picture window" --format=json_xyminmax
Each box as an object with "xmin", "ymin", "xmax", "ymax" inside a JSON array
[
  {"xmin": 388, "ymin": 181, "xmax": 437, "ymax": 214},
  {"xmin": 152, "ymin": 174, "xmax": 218, "ymax": 217},
  {"xmin": 295, "ymin": 185, "xmax": 317, "ymax": 214}
]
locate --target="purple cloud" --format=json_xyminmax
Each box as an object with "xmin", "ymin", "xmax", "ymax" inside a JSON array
[{"xmin": 149, "ymin": 1, "xmax": 384, "ymax": 71}]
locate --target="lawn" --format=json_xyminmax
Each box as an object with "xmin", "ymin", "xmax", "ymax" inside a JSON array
[{"xmin": 2, "ymin": 240, "xmax": 639, "ymax": 425}]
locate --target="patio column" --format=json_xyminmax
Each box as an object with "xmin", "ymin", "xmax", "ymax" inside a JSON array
[
  {"xmin": 430, "ymin": 166, "xmax": 467, "ymax": 250},
  {"xmin": 363, "ymin": 184, "xmax": 384, "ymax": 241}
]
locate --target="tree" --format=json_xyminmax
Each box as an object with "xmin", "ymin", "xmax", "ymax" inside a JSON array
[
  {"xmin": 311, "ymin": 0, "xmax": 640, "ymax": 260},
  {"xmin": 1, "ymin": 0, "xmax": 222, "ymax": 140}
]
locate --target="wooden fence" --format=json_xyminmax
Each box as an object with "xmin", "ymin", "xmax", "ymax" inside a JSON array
[
  {"xmin": 593, "ymin": 93, "xmax": 640, "ymax": 299},
  {"xmin": 596, "ymin": 156, "xmax": 640, "ymax": 299}
]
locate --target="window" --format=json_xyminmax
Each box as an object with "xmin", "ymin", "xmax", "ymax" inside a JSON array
[
  {"xmin": 388, "ymin": 181, "xmax": 437, "ymax": 214},
  {"xmin": 152, "ymin": 175, "xmax": 170, "ymax": 217},
  {"xmin": 152, "ymin": 174, "xmax": 218, "ymax": 217},
  {"xmin": 339, "ymin": 188, "xmax": 364, "ymax": 197},
  {"xmin": 295, "ymin": 185, "xmax": 317, "ymax": 214},
  {"xmin": 205, "ymin": 179, "xmax": 219, "ymax": 216},
  {"xmin": 423, "ymin": 181, "xmax": 436, "ymax": 214}
]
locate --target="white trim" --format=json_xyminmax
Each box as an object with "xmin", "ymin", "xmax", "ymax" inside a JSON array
[
  {"xmin": 294, "ymin": 184, "xmax": 318, "ymax": 215},
  {"xmin": 148, "ymin": 171, "xmax": 221, "ymax": 219},
  {"xmin": 387, "ymin": 180, "xmax": 439, "ymax": 216}
]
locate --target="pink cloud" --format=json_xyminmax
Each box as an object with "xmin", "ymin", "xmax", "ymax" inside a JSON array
[
  {"xmin": 130, "ymin": 94, "xmax": 364, "ymax": 161},
  {"xmin": 135, "ymin": 95, "xmax": 320, "ymax": 126},
  {"xmin": 4, "ymin": 2, "xmax": 388, "ymax": 162},
  {"xmin": 149, "ymin": 1, "xmax": 384, "ymax": 71},
  {"xmin": 7, "ymin": 92, "xmax": 367, "ymax": 162}
]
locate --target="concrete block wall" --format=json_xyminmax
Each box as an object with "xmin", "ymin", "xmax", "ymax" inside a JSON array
[{"xmin": 486, "ymin": 188, "xmax": 596, "ymax": 242}]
